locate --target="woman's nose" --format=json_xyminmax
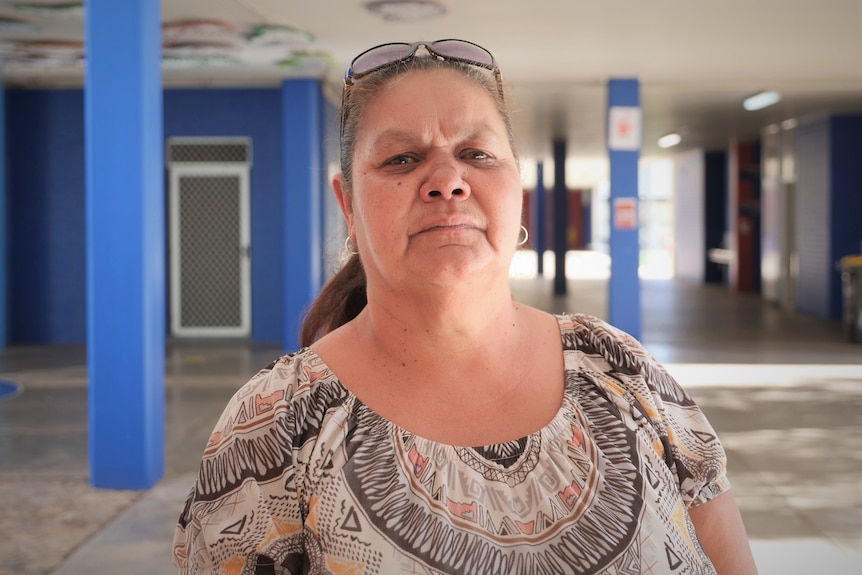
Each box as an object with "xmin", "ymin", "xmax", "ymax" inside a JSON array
[{"xmin": 419, "ymin": 161, "xmax": 471, "ymax": 201}]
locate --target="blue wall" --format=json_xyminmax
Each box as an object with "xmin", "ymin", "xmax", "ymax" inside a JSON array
[
  {"xmin": 795, "ymin": 114, "xmax": 862, "ymax": 321},
  {"xmin": 7, "ymin": 90, "xmax": 86, "ymax": 343},
  {"xmin": 6, "ymin": 87, "xmax": 287, "ymax": 343},
  {"xmin": 829, "ymin": 116, "xmax": 862, "ymax": 319},
  {"xmin": 0, "ymin": 78, "xmax": 5, "ymax": 348},
  {"xmin": 704, "ymin": 151, "xmax": 728, "ymax": 284}
]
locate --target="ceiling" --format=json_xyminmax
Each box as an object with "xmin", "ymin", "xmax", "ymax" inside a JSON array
[{"xmin": 3, "ymin": 0, "xmax": 862, "ymax": 185}]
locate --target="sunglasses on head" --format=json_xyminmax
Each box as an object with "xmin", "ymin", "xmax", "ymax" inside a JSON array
[
  {"xmin": 340, "ymin": 39, "xmax": 503, "ymax": 136},
  {"xmin": 345, "ymin": 39, "xmax": 499, "ymax": 83}
]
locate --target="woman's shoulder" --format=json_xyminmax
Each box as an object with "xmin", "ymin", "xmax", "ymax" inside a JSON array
[
  {"xmin": 556, "ymin": 312, "xmax": 638, "ymax": 345},
  {"xmin": 555, "ymin": 312, "xmax": 644, "ymax": 363},
  {"xmin": 229, "ymin": 348, "xmax": 341, "ymax": 405},
  {"xmin": 555, "ymin": 317, "xmax": 729, "ymax": 508},
  {"xmin": 203, "ymin": 349, "xmax": 349, "ymax": 453},
  {"xmin": 554, "ymin": 312, "xmax": 689, "ymax": 402},
  {"xmin": 187, "ymin": 349, "xmax": 354, "ymax": 505}
]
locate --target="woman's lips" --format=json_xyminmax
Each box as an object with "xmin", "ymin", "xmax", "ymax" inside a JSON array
[{"xmin": 411, "ymin": 217, "xmax": 482, "ymax": 237}]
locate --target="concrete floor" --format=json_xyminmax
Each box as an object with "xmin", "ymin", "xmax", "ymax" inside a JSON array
[{"xmin": 1, "ymin": 278, "xmax": 860, "ymax": 574}]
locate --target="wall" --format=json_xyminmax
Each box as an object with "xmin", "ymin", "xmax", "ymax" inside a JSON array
[
  {"xmin": 759, "ymin": 124, "xmax": 799, "ymax": 310},
  {"xmin": 730, "ymin": 140, "xmax": 762, "ymax": 293},
  {"xmin": 7, "ymin": 90, "xmax": 86, "ymax": 343},
  {"xmin": 795, "ymin": 115, "xmax": 862, "ymax": 321},
  {"xmin": 6, "ymin": 87, "xmax": 288, "ymax": 344},
  {"xmin": 673, "ymin": 149, "xmax": 705, "ymax": 281},
  {"xmin": 828, "ymin": 116, "xmax": 862, "ymax": 318},
  {"xmin": 760, "ymin": 128, "xmax": 782, "ymax": 303},
  {"xmin": 0, "ymin": 80, "xmax": 5, "ymax": 348},
  {"xmin": 703, "ymin": 150, "xmax": 727, "ymax": 284},
  {"xmin": 795, "ymin": 118, "xmax": 832, "ymax": 318}
]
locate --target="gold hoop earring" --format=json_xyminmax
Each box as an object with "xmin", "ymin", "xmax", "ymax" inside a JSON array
[
  {"xmin": 517, "ymin": 225, "xmax": 529, "ymax": 247},
  {"xmin": 344, "ymin": 236, "xmax": 359, "ymax": 255}
]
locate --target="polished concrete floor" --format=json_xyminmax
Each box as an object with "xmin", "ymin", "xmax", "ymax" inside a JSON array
[{"xmin": 1, "ymin": 278, "xmax": 860, "ymax": 574}]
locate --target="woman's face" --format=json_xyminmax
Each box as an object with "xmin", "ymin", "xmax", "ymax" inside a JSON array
[{"xmin": 334, "ymin": 68, "xmax": 522, "ymax": 294}]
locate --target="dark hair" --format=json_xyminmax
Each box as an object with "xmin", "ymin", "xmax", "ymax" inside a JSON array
[{"xmin": 300, "ymin": 54, "xmax": 516, "ymax": 346}]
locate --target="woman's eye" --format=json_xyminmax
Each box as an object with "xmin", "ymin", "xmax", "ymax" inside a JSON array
[
  {"xmin": 463, "ymin": 149, "xmax": 491, "ymax": 161},
  {"xmin": 386, "ymin": 154, "xmax": 414, "ymax": 166}
]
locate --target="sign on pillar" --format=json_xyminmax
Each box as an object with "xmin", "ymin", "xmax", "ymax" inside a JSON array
[
  {"xmin": 608, "ymin": 106, "xmax": 642, "ymax": 151},
  {"xmin": 607, "ymin": 79, "xmax": 642, "ymax": 339}
]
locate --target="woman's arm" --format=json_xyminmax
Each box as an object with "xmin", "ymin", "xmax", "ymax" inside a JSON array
[{"xmin": 688, "ymin": 490, "xmax": 758, "ymax": 574}]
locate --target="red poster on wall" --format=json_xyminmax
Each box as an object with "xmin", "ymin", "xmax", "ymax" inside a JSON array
[{"xmin": 613, "ymin": 197, "xmax": 638, "ymax": 230}]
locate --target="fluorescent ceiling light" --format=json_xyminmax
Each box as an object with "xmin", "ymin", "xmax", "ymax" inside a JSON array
[
  {"xmin": 743, "ymin": 91, "xmax": 781, "ymax": 111},
  {"xmin": 657, "ymin": 132, "xmax": 681, "ymax": 148}
]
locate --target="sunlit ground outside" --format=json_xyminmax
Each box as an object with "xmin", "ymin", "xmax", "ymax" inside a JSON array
[
  {"xmin": 509, "ymin": 249, "xmax": 674, "ymax": 280},
  {"xmin": 671, "ymin": 364, "xmax": 862, "ymax": 574}
]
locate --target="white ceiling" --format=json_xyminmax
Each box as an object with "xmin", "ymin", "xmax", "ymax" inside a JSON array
[{"xmin": 3, "ymin": 0, "xmax": 862, "ymax": 185}]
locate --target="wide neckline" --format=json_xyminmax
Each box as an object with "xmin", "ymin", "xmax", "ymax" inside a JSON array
[{"xmin": 297, "ymin": 314, "xmax": 580, "ymax": 452}]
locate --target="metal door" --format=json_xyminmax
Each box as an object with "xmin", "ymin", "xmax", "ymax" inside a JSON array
[{"xmin": 168, "ymin": 139, "xmax": 251, "ymax": 337}]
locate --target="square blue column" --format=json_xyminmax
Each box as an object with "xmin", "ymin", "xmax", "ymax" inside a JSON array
[
  {"xmin": 553, "ymin": 140, "xmax": 569, "ymax": 294},
  {"xmin": 607, "ymin": 79, "xmax": 642, "ymax": 339},
  {"xmin": 85, "ymin": 0, "xmax": 164, "ymax": 489},
  {"xmin": 282, "ymin": 79, "xmax": 323, "ymax": 351},
  {"xmin": 533, "ymin": 162, "xmax": 546, "ymax": 276},
  {"xmin": 0, "ymin": 74, "xmax": 5, "ymax": 349}
]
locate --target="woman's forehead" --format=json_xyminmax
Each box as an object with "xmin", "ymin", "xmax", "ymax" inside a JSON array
[
  {"xmin": 360, "ymin": 69, "xmax": 502, "ymax": 129},
  {"xmin": 378, "ymin": 66, "xmax": 490, "ymax": 99}
]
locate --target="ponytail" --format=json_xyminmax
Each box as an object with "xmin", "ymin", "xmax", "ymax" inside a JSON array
[{"xmin": 300, "ymin": 255, "xmax": 366, "ymax": 346}]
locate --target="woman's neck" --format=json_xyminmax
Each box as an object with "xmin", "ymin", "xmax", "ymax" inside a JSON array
[{"xmin": 357, "ymin": 280, "xmax": 521, "ymax": 363}]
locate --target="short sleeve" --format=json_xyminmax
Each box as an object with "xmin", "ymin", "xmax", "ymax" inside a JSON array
[
  {"xmin": 172, "ymin": 357, "xmax": 306, "ymax": 575},
  {"xmin": 566, "ymin": 314, "xmax": 731, "ymax": 508}
]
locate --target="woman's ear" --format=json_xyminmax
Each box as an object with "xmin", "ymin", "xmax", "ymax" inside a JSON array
[{"xmin": 333, "ymin": 174, "xmax": 354, "ymax": 232}]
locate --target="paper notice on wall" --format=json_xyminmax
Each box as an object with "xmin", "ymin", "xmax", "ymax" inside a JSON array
[
  {"xmin": 613, "ymin": 197, "xmax": 638, "ymax": 230},
  {"xmin": 608, "ymin": 106, "xmax": 642, "ymax": 151}
]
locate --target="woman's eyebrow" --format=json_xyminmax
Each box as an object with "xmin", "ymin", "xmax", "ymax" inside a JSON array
[
  {"xmin": 369, "ymin": 129, "xmax": 417, "ymax": 149},
  {"xmin": 369, "ymin": 126, "xmax": 502, "ymax": 149}
]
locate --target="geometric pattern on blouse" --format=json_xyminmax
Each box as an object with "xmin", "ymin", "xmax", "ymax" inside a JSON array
[{"xmin": 173, "ymin": 313, "xmax": 729, "ymax": 574}]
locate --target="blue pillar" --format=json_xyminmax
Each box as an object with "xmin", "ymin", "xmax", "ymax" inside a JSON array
[
  {"xmin": 533, "ymin": 162, "xmax": 546, "ymax": 277},
  {"xmin": 0, "ymin": 74, "xmax": 5, "ymax": 349},
  {"xmin": 553, "ymin": 140, "xmax": 568, "ymax": 294},
  {"xmin": 607, "ymin": 79, "xmax": 642, "ymax": 338},
  {"xmin": 282, "ymin": 79, "xmax": 322, "ymax": 351},
  {"xmin": 85, "ymin": 0, "xmax": 164, "ymax": 489}
]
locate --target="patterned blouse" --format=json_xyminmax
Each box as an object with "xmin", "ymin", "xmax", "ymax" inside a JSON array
[{"xmin": 173, "ymin": 314, "xmax": 729, "ymax": 575}]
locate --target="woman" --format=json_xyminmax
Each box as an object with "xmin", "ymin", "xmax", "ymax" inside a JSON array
[{"xmin": 173, "ymin": 39, "xmax": 758, "ymax": 574}]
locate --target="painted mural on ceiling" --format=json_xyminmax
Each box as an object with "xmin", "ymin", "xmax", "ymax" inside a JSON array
[{"xmin": 0, "ymin": 3, "xmax": 334, "ymax": 75}]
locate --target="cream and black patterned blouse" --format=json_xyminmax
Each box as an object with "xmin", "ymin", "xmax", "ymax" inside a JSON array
[{"xmin": 173, "ymin": 314, "xmax": 728, "ymax": 575}]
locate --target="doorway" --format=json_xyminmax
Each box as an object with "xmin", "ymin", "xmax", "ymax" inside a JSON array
[{"xmin": 167, "ymin": 138, "xmax": 251, "ymax": 337}]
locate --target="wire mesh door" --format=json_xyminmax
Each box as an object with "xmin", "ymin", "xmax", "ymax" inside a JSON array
[{"xmin": 169, "ymin": 164, "xmax": 251, "ymax": 337}]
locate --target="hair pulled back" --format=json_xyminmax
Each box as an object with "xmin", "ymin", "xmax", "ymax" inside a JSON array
[{"xmin": 300, "ymin": 54, "xmax": 516, "ymax": 346}]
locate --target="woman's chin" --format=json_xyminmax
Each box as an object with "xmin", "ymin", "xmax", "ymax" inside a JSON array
[{"xmin": 406, "ymin": 247, "xmax": 506, "ymax": 286}]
